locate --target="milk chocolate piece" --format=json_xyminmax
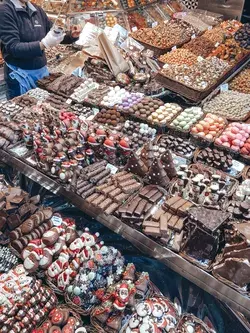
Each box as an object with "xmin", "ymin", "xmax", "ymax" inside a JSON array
[
  {"xmin": 139, "ymin": 187, "xmax": 152, "ymax": 198},
  {"xmin": 168, "ymin": 215, "xmax": 179, "ymax": 229},
  {"xmin": 144, "ymin": 226, "xmax": 161, "ymax": 237},
  {"xmin": 101, "ymin": 185, "xmax": 116, "ymax": 195},
  {"xmin": 173, "ymin": 218, "xmax": 184, "ymax": 232},
  {"xmin": 171, "ymin": 198, "xmax": 187, "ymax": 213},
  {"xmin": 152, "ymin": 208, "xmax": 165, "ymax": 222},
  {"xmin": 114, "ymin": 192, "xmax": 130, "ymax": 203},
  {"xmin": 134, "ymin": 199, "xmax": 147, "ymax": 217},
  {"xmin": 123, "ymin": 182, "xmax": 141, "ymax": 194},
  {"xmin": 7, "ymin": 214, "xmax": 21, "ymax": 230},
  {"xmin": 143, "ymin": 220, "xmax": 160, "ymax": 228},
  {"xmin": 109, "ymin": 188, "xmax": 122, "ymax": 199},
  {"xmin": 178, "ymin": 201, "xmax": 193, "ymax": 216},
  {"xmin": 160, "ymin": 214, "xmax": 169, "ymax": 236},
  {"xmin": 144, "ymin": 188, "xmax": 158, "ymax": 200},
  {"xmin": 165, "ymin": 196, "xmax": 182, "ymax": 209},
  {"xmin": 92, "ymin": 195, "xmax": 106, "ymax": 206},
  {"xmin": 99, "ymin": 198, "xmax": 113, "ymax": 210},
  {"xmin": 149, "ymin": 191, "xmax": 163, "ymax": 204},
  {"xmin": 104, "ymin": 202, "xmax": 119, "ymax": 215},
  {"xmin": 115, "ymin": 172, "xmax": 133, "ymax": 182},
  {"xmin": 86, "ymin": 193, "xmax": 99, "ymax": 203},
  {"xmin": 213, "ymin": 258, "xmax": 250, "ymax": 288},
  {"xmin": 126, "ymin": 197, "xmax": 141, "ymax": 216},
  {"xmin": 119, "ymin": 178, "xmax": 137, "ymax": 188}
]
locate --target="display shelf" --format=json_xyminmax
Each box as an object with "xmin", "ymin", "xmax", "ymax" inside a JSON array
[{"xmin": 1, "ymin": 148, "xmax": 250, "ymax": 318}]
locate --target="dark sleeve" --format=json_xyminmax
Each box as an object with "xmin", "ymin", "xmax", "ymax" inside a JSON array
[{"xmin": 0, "ymin": 6, "xmax": 43, "ymax": 59}]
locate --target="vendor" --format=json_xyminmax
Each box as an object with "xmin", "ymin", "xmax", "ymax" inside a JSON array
[{"xmin": 0, "ymin": 0, "xmax": 81, "ymax": 99}]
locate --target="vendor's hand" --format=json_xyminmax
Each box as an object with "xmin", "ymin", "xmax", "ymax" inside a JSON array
[
  {"xmin": 70, "ymin": 25, "xmax": 82, "ymax": 39},
  {"xmin": 41, "ymin": 30, "xmax": 65, "ymax": 49}
]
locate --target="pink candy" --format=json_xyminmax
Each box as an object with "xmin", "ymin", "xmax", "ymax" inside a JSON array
[{"xmin": 217, "ymin": 123, "xmax": 250, "ymax": 151}]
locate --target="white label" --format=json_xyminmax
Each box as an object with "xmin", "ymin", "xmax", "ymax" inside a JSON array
[
  {"xmin": 232, "ymin": 160, "xmax": 244, "ymax": 172},
  {"xmin": 208, "ymin": 26, "xmax": 213, "ymax": 30},
  {"xmin": 51, "ymin": 215, "xmax": 63, "ymax": 226},
  {"xmin": 132, "ymin": 27, "xmax": 138, "ymax": 32},
  {"xmin": 215, "ymin": 42, "xmax": 220, "ymax": 47},
  {"xmin": 106, "ymin": 163, "xmax": 118, "ymax": 175},
  {"xmin": 172, "ymin": 46, "xmax": 177, "ymax": 51},
  {"xmin": 66, "ymin": 99, "xmax": 72, "ymax": 105},
  {"xmin": 197, "ymin": 56, "xmax": 204, "ymax": 62},
  {"xmin": 152, "ymin": 22, "xmax": 158, "ymax": 28},
  {"xmin": 220, "ymin": 83, "xmax": 229, "ymax": 92},
  {"xmin": 191, "ymin": 34, "xmax": 196, "ymax": 39},
  {"xmin": 93, "ymin": 108, "xmax": 99, "ymax": 115}
]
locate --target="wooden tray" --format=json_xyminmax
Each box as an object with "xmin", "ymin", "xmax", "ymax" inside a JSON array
[{"xmin": 156, "ymin": 54, "xmax": 250, "ymax": 103}]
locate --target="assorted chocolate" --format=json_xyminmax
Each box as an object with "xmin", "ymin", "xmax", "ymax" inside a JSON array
[
  {"xmin": 196, "ymin": 147, "xmax": 233, "ymax": 172},
  {"xmin": 158, "ymin": 135, "xmax": 196, "ymax": 158},
  {"xmin": 226, "ymin": 180, "xmax": 250, "ymax": 220},
  {"xmin": 0, "ymin": 266, "xmax": 58, "ymax": 332},
  {"xmin": 94, "ymin": 108, "xmax": 125, "ymax": 128},
  {"xmin": 85, "ymin": 171, "xmax": 142, "ymax": 214},
  {"xmin": 0, "ymin": 246, "xmax": 18, "ymax": 272}
]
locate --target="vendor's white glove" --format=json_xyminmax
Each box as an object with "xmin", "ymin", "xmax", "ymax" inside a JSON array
[{"xmin": 41, "ymin": 30, "xmax": 65, "ymax": 49}]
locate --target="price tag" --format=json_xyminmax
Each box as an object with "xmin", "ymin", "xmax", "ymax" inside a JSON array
[
  {"xmin": 51, "ymin": 215, "xmax": 63, "ymax": 226},
  {"xmin": 215, "ymin": 42, "xmax": 220, "ymax": 47},
  {"xmin": 106, "ymin": 163, "xmax": 118, "ymax": 175},
  {"xmin": 220, "ymin": 83, "xmax": 229, "ymax": 92},
  {"xmin": 66, "ymin": 99, "xmax": 72, "ymax": 105},
  {"xmin": 93, "ymin": 108, "xmax": 99, "ymax": 115},
  {"xmin": 197, "ymin": 56, "xmax": 204, "ymax": 62},
  {"xmin": 172, "ymin": 46, "xmax": 177, "ymax": 51},
  {"xmin": 208, "ymin": 26, "xmax": 213, "ymax": 30},
  {"xmin": 152, "ymin": 22, "xmax": 158, "ymax": 28},
  {"xmin": 232, "ymin": 160, "xmax": 244, "ymax": 172},
  {"xmin": 191, "ymin": 34, "xmax": 196, "ymax": 39},
  {"xmin": 132, "ymin": 26, "xmax": 138, "ymax": 32}
]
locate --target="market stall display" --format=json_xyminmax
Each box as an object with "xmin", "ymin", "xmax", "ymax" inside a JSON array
[{"xmin": 2, "ymin": 2, "xmax": 250, "ymax": 329}]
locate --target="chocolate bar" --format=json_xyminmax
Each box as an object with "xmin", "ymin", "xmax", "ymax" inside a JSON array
[
  {"xmin": 139, "ymin": 187, "xmax": 152, "ymax": 198},
  {"xmin": 101, "ymin": 185, "xmax": 116, "ymax": 195},
  {"xmin": 143, "ymin": 220, "xmax": 160, "ymax": 228},
  {"xmin": 178, "ymin": 201, "xmax": 193, "ymax": 216},
  {"xmin": 173, "ymin": 218, "xmax": 184, "ymax": 232},
  {"xmin": 152, "ymin": 208, "xmax": 165, "ymax": 222},
  {"xmin": 144, "ymin": 189, "xmax": 159, "ymax": 200},
  {"xmin": 160, "ymin": 214, "xmax": 169, "ymax": 236},
  {"xmin": 99, "ymin": 198, "xmax": 113, "ymax": 210},
  {"xmin": 104, "ymin": 202, "xmax": 119, "ymax": 215},
  {"xmin": 86, "ymin": 193, "xmax": 99, "ymax": 204},
  {"xmin": 114, "ymin": 193, "xmax": 130, "ymax": 203},
  {"xmin": 123, "ymin": 182, "xmax": 141, "ymax": 194},
  {"xmin": 134, "ymin": 199, "xmax": 147, "ymax": 217},
  {"xmin": 119, "ymin": 178, "xmax": 137, "ymax": 188},
  {"xmin": 167, "ymin": 215, "xmax": 179, "ymax": 230},
  {"xmin": 171, "ymin": 198, "xmax": 187, "ymax": 213},
  {"xmin": 149, "ymin": 191, "xmax": 163, "ymax": 204},
  {"xmin": 144, "ymin": 226, "xmax": 161, "ymax": 237},
  {"xmin": 126, "ymin": 197, "xmax": 141, "ymax": 216}
]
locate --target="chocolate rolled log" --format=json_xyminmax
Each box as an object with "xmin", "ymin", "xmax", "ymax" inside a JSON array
[
  {"xmin": 77, "ymin": 183, "xmax": 94, "ymax": 196},
  {"xmin": 90, "ymin": 169, "xmax": 111, "ymax": 184},
  {"xmin": 96, "ymin": 174, "xmax": 111, "ymax": 186},
  {"xmin": 98, "ymin": 198, "xmax": 113, "ymax": 210},
  {"xmin": 114, "ymin": 192, "xmax": 130, "ymax": 203},
  {"xmin": 86, "ymin": 193, "xmax": 99, "ymax": 204},
  {"xmin": 92, "ymin": 195, "xmax": 106, "ymax": 206},
  {"xmin": 125, "ymin": 152, "xmax": 148, "ymax": 178},
  {"xmin": 115, "ymin": 172, "xmax": 134, "ymax": 183},
  {"xmin": 104, "ymin": 202, "xmax": 119, "ymax": 215},
  {"xmin": 81, "ymin": 187, "xmax": 96, "ymax": 199},
  {"xmin": 123, "ymin": 182, "xmax": 141, "ymax": 194},
  {"xmin": 161, "ymin": 149, "xmax": 177, "ymax": 179},
  {"xmin": 119, "ymin": 178, "xmax": 138, "ymax": 188},
  {"xmin": 109, "ymin": 188, "xmax": 122, "ymax": 199},
  {"xmin": 100, "ymin": 185, "xmax": 116, "ymax": 195},
  {"xmin": 76, "ymin": 180, "xmax": 89, "ymax": 190},
  {"xmin": 111, "ymin": 171, "xmax": 127, "ymax": 179},
  {"xmin": 87, "ymin": 166, "xmax": 107, "ymax": 179},
  {"xmin": 83, "ymin": 160, "xmax": 107, "ymax": 174}
]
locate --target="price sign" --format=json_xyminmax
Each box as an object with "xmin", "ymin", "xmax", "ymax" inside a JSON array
[
  {"xmin": 51, "ymin": 215, "xmax": 63, "ymax": 226},
  {"xmin": 220, "ymin": 83, "xmax": 229, "ymax": 92},
  {"xmin": 106, "ymin": 163, "xmax": 118, "ymax": 175}
]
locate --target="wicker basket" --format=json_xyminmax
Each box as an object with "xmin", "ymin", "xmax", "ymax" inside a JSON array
[
  {"xmin": 90, "ymin": 280, "xmax": 163, "ymax": 333},
  {"xmin": 45, "ymin": 276, "xmax": 65, "ymax": 296},
  {"xmin": 35, "ymin": 305, "xmax": 83, "ymax": 330},
  {"xmin": 175, "ymin": 313, "xmax": 214, "ymax": 332},
  {"xmin": 242, "ymin": 166, "xmax": 250, "ymax": 180},
  {"xmin": 190, "ymin": 115, "xmax": 228, "ymax": 149},
  {"xmin": 193, "ymin": 149, "xmax": 245, "ymax": 179},
  {"xmin": 119, "ymin": 295, "xmax": 179, "ymax": 333},
  {"xmin": 64, "ymin": 291, "xmax": 94, "ymax": 317}
]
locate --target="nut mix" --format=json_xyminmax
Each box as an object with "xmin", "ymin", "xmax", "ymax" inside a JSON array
[
  {"xmin": 161, "ymin": 57, "xmax": 230, "ymax": 91},
  {"xmin": 203, "ymin": 91, "xmax": 250, "ymax": 120},
  {"xmin": 159, "ymin": 48, "xmax": 198, "ymax": 66},
  {"xmin": 230, "ymin": 66, "xmax": 250, "ymax": 94},
  {"xmin": 183, "ymin": 36, "xmax": 216, "ymax": 58}
]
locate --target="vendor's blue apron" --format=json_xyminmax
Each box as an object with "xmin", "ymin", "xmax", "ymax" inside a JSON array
[{"xmin": 6, "ymin": 63, "xmax": 49, "ymax": 95}]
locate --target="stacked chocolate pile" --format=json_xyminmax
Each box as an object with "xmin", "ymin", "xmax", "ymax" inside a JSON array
[
  {"xmin": 196, "ymin": 147, "xmax": 233, "ymax": 171},
  {"xmin": 86, "ymin": 171, "xmax": 142, "ymax": 215}
]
